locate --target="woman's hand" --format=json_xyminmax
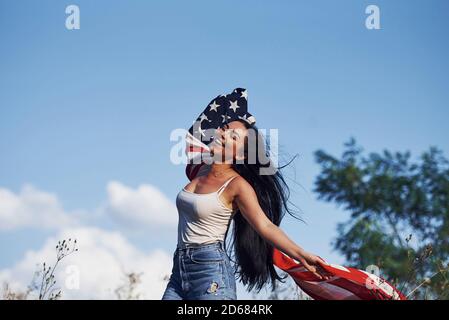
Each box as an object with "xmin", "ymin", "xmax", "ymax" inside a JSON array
[{"xmin": 297, "ymin": 251, "xmax": 330, "ymax": 280}]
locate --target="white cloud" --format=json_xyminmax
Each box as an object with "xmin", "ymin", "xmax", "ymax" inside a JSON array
[
  {"xmin": 0, "ymin": 226, "xmax": 173, "ymax": 299},
  {"xmin": 105, "ymin": 181, "xmax": 178, "ymax": 229},
  {"xmin": 0, "ymin": 184, "xmax": 77, "ymax": 231},
  {"xmin": 0, "ymin": 181, "xmax": 178, "ymax": 232},
  {"xmin": 0, "ymin": 181, "xmax": 178, "ymax": 299}
]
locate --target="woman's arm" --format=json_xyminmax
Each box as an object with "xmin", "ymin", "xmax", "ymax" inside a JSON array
[{"xmin": 234, "ymin": 177, "xmax": 328, "ymax": 279}]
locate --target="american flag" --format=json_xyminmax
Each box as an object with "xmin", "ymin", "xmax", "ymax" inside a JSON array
[
  {"xmin": 272, "ymin": 249, "xmax": 406, "ymax": 300},
  {"xmin": 183, "ymin": 88, "xmax": 406, "ymax": 300},
  {"xmin": 185, "ymin": 87, "xmax": 256, "ymax": 180}
]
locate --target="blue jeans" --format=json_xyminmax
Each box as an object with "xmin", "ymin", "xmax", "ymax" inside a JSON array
[{"xmin": 161, "ymin": 241, "xmax": 237, "ymax": 300}]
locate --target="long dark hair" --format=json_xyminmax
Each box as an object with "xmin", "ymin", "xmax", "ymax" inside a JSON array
[{"xmin": 224, "ymin": 120, "xmax": 302, "ymax": 293}]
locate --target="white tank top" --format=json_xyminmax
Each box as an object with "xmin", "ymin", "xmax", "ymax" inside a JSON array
[{"xmin": 176, "ymin": 176, "xmax": 238, "ymax": 248}]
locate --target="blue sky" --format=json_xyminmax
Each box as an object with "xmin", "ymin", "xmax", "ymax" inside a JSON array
[{"xmin": 0, "ymin": 0, "xmax": 448, "ymax": 299}]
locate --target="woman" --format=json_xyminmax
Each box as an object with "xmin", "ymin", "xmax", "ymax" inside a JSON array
[{"xmin": 162, "ymin": 118, "xmax": 328, "ymax": 300}]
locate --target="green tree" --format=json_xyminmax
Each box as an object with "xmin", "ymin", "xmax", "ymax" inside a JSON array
[{"xmin": 314, "ymin": 138, "xmax": 449, "ymax": 299}]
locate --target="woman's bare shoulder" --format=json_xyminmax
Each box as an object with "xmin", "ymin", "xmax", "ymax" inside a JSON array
[
  {"xmin": 229, "ymin": 175, "xmax": 254, "ymax": 195},
  {"xmin": 183, "ymin": 176, "xmax": 202, "ymax": 190}
]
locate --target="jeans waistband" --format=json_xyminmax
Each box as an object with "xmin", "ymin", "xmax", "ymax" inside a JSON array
[{"xmin": 176, "ymin": 240, "xmax": 224, "ymax": 252}]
